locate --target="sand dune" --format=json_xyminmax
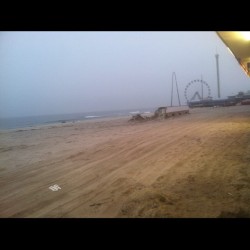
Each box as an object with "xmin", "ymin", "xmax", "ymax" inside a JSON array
[{"xmin": 0, "ymin": 106, "xmax": 250, "ymax": 217}]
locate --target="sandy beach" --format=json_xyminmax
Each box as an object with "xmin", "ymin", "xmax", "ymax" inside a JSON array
[{"xmin": 0, "ymin": 105, "xmax": 250, "ymax": 218}]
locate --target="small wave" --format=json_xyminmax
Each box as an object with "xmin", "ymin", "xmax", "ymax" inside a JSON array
[
  {"xmin": 85, "ymin": 116, "xmax": 101, "ymax": 119},
  {"xmin": 129, "ymin": 111, "xmax": 140, "ymax": 114},
  {"xmin": 45, "ymin": 119, "xmax": 71, "ymax": 124},
  {"xmin": 57, "ymin": 120, "xmax": 67, "ymax": 123}
]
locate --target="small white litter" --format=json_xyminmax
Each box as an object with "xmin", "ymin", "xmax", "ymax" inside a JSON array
[{"xmin": 49, "ymin": 184, "xmax": 61, "ymax": 191}]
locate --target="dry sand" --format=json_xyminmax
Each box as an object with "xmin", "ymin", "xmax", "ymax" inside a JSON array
[{"xmin": 0, "ymin": 105, "xmax": 250, "ymax": 218}]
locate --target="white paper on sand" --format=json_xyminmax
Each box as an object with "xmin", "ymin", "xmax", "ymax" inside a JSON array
[{"xmin": 49, "ymin": 184, "xmax": 61, "ymax": 191}]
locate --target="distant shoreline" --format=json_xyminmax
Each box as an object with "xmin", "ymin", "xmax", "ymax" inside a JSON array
[
  {"xmin": 0, "ymin": 106, "xmax": 190, "ymax": 131},
  {"xmin": 0, "ymin": 115, "xmax": 130, "ymax": 133}
]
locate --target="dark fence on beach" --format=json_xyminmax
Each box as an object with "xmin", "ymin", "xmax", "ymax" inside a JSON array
[{"xmin": 188, "ymin": 99, "xmax": 237, "ymax": 108}]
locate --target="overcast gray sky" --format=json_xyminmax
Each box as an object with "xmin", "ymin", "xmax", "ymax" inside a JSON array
[{"xmin": 0, "ymin": 31, "xmax": 249, "ymax": 118}]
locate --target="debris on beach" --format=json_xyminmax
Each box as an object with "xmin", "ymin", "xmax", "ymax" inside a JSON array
[
  {"xmin": 152, "ymin": 107, "xmax": 167, "ymax": 119},
  {"xmin": 129, "ymin": 114, "xmax": 146, "ymax": 122},
  {"xmin": 129, "ymin": 106, "xmax": 189, "ymax": 122}
]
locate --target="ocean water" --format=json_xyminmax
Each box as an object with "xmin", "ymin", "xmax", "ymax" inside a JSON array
[{"xmin": 0, "ymin": 108, "xmax": 155, "ymax": 130}]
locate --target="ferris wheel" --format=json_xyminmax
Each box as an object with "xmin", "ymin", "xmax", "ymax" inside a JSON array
[{"xmin": 184, "ymin": 79, "xmax": 212, "ymax": 102}]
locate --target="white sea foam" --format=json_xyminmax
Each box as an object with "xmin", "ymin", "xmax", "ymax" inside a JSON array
[
  {"xmin": 85, "ymin": 116, "xmax": 101, "ymax": 119},
  {"xmin": 129, "ymin": 111, "xmax": 140, "ymax": 114}
]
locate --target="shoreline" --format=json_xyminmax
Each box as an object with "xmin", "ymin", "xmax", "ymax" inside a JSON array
[
  {"xmin": 0, "ymin": 115, "xmax": 131, "ymax": 134},
  {"xmin": 0, "ymin": 105, "xmax": 190, "ymax": 133}
]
